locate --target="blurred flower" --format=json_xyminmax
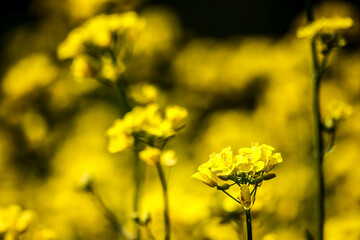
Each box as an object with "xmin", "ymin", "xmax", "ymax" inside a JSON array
[
  {"xmin": 324, "ymin": 101, "xmax": 353, "ymax": 129},
  {"xmin": 165, "ymin": 106, "xmax": 188, "ymax": 130},
  {"xmin": 71, "ymin": 55, "xmax": 96, "ymax": 79},
  {"xmin": 297, "ymin": 17, "xmax": 354, "ymax": 39},
  {"xmin": 106, "ymin": 119, "xmax": 134, "ymax": 153},
  {"xmin": 2, "ymin": 53, "xmax": 58, "ymax": 100},
  {"xmin": 58, "ymin": 12, "xmax": 146, "ymax": 82},
  {"xmin": 129, "ymin": 83, "xmax": 158, "ymax": 105},
  {"xmin": 107, "ymin": 103, "xmax": 187, "ymax": 153},
  {"xmin": 0, "ymin": 205, "xmax": 35, "ymax": 238},
  {"xmin": 139, "ymin": 146, "xmax": 161, "ymax": 166},
  {"xmin": 160, "ymin": 150, "xmax": 177, "ymax": 166}
]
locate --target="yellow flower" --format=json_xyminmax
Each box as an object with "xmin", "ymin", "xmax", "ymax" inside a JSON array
[
  {"xmin": 14, "ymin": 210, "xmax": 34, "ymax": 233},
  {"xmin": 100, "ymin": 57, "xmax": 124, "ymax": 81},
  {"xmin": 160, "ymin": 150, "xmax": 177, "ymax": 166},
  {"xmin": 0, "ymin": 205, "xmax": 35, "ymax": 236},
  {"xmin": 234, "ymin": 154, "xmax": 253, "ymax": 173},
  {"xmin": 106, "ymin": 119, "xmax": 134, "ymax": 153},
  {"xmin": 71, "ymin": 55, "xmax": 95, "ymax": 79},
  {"xmin": 264, "ymin": 152, "xmax": 283, "ymax": 172},
  {"xmin": 129, "ymin": 83, "xmax": 158, "ymax": 105},
  {"xmin": 238, "ymin": 184, "xmax": 254, "ymax": 210},
  {"xmin": 139, "ymin": 146, "xmax": 161, "ymax": 166},
  {"xmin": 237, "ymin": 143, "xmax": 282, "ymax": 173},
  {"xmin": 325, "ymin": 101, "xmax": 353, "ymax": 128},
  {"xmin": 2, "ymin": 54, "xmax": 58, "ymax": 99},
  {"xmin": 165, "ymin": 105, "xmax": 188, "ymax": 130},
  {"xmin": 192, "ymin": 162, "xmax": 218, "ymax": 187},
  {"xmin": 208, "ymin": 146, "xmax": 237, "ymax": 180},
  {"xmin": 238, "ymin": 146, "xmax": 264, "ymax": 172},
  {"xmin": 297, "ymin": 17, "xmax": 354, "ymax": 39},
  {"xmin": 57, "ymin": 28, "xmax": 86, "ymax": 59}
]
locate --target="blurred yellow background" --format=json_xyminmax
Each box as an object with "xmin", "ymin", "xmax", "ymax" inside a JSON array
[{"xmin": 0, "ymin": 0, "xmax": 360, "ymax": 239}]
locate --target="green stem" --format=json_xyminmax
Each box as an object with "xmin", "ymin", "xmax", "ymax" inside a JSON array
[
  {"xmin": 219, "ymin": 188, "xmax": 242, "ymax": 205},
  {"xmin": 133, "ymin": 140, "xmax": 142, "ymax": 240},
  {"xmin": 156, "ymin": 162, "xmax": 171, "ymax": 240},
  {"xmin": 91, "ymin": 189, "xmax": 134, "ymax": 239},
  {"xmin": 305, "ymin": 1, "xmax": 325, "ymax": 239},
  {"xmin": 113, "ymin": 79, "xmax": 130, "ymax": 117},
  {"xmin": 245, "ymin": 210, "xmax": 253, "ymax": 240}
]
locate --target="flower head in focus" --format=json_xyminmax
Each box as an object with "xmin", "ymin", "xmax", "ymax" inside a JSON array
[{"xmin": 192, "ymin": 143, "xmax": 282, "ymax": 210}]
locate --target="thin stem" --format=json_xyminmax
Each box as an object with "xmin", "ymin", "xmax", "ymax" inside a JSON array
[
  {"xmin": 134, "ymin": 140, "xmax": 143, "ymax": 240},
  {"xmin": 144, "ymin": 224, "xmax": 156, "ymax": 240},
  {"xmin": 91, "ymin": 190, "xmax": 134, "ymax": 239},
  {"xmin": 245, "ymin": 210, "xmax": 253, "ymax": 240},
  {"xmin": 156, "ymin": 162, "xmax": 171, "ymax": 240},
  {"xmin": 219, "ymin": 188, "xmax": 242, "ymax": 205},
  {"xmin": 305, "ymin": 1, "xmax": 325, "ymax": 239},
  {"xmin": 112, "ymin": 79, "xmax": 130, "ymax": 117}
]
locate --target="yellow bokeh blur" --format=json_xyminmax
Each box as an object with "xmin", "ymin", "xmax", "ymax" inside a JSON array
[{"xmin": 0, "ymin": 1, "xmax": 359, "ymax": 239}]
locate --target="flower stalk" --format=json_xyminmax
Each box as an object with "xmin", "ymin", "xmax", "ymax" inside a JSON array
[
  {"xmin": 245, "ymin": 210, "xmax": 253, "ymax": 240},
  {"xmin": 156, "ymin": 161, "xmax": 171, "ymax": 240},
  {"xmin": 304, "ymin": 1, "xmax": 325, "ymax": 239}
]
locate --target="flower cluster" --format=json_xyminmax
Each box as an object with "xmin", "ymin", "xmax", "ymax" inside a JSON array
[
  {"xmin": 58, "ymin": 12, "xmax": 146, "ymax": 81},
  {"xmin": 107, "ymin": 103, "xmax": 188, "ymax": 153},
  {"xmin": 0, "ymin": 205, "xmax": 35, "ymax": 239},
  {"xmin": 297, "ymin": 17, "xmax": 354, "ymax": 53},
  {"xmin": 192, "ymin": 143, "xmax": 282, "ymax": 209}
]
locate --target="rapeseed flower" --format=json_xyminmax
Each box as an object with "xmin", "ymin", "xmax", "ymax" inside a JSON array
[
  {"xmin": 0, "ymin": 205, "xmax": 35, "ymax": 238},
  {"xmin": 192, "ymin": 143, "xmax": 282, "ymax": 210},
  {"xmin": 297, "ymin": 17, "xmax": 354, "ymax": 39},
  {"xmin": 107, "ymin": 104, "xmax": 187, "ymax": 153},
  {"xmin": 58, "ymin": 12, "xmax": 146, "ymax": 82}
]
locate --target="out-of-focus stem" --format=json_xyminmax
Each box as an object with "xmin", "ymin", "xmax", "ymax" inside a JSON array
[
  {"xmin": 91, "ymin": 189, "xmax": 134, "ymax": 239},
  {"xmin": 156, "ymin": 162, "xmax": 171, "ymax": 240},
  {"xmin": 219, "ymin": 188, "xmax": 241, "ymax": 205},
  {"xmin": 133, "ymin": 139, "xmax": 142, "ymax": 240},
  {"xmin": 305, "ymin": 0, "xmax": 325, "ymax": 239},
  {"xmin": 245, "ymin": 210, "xmax": 253, "ymax": 240}
]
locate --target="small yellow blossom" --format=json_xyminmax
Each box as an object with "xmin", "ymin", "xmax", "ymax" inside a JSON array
[
  {"xmin": 100, "ymin": 57, "xmax": 123, "ymax": 81},
  {"xmin": 58, "ymin": 12, "xmax": 146, "ymax": 59},
  {"xmin": 297, "ymin": 17, "xmax": 354, "ymax": 39},
  {"xmin": 165, "ymin": 105, "xmax": 188, "ymax": 130},
  {"xmin": 71, "ymin": 55, "xmax": 95, "ymax": 79},
  {"xmin": 160, "ymin": 150, "xmax": 177, "ymax": 166},
  {"xmin": 325, "ymin": 101, "xmax": 353, "ymax": 128},
  {"xmin": 192, "ymin": 162, "xmax": 218, "ymax": 187},
  {"xmin": 129, "ymin": 83, "xmax": 158, "ymax": 105},
  {"xmin": 106, "ymin": 119, "xmax": 134, "ymax": 153},
  {"xmin": 0, "ymin": 205, "xmax": 35, "ymax": 237},
  {"xmin": 208, "ymin": 146, "xmax": 237, "ymax": 180},
  {"xmin": 14, "ymin": 210, "xmax": 34, "ymax": 233},
  {"xmin": 139, "ymin": 146, "xmax": 161, "ymax": 166},
  {"xmin": 2, "ymin": 54, "xmax": 58, "ymax": 99}
]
